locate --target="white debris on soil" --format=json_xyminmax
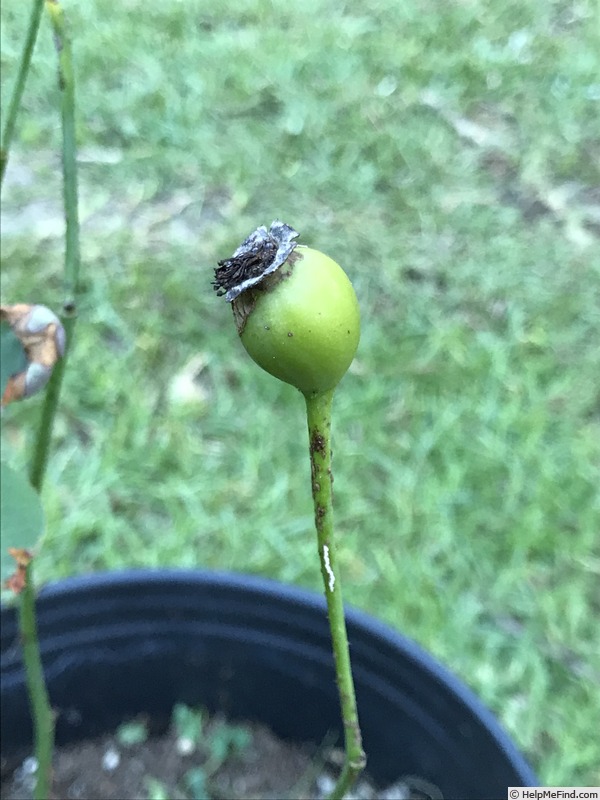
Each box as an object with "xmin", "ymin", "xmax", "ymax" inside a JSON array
[
  {"xmin": 101, "ymin": 747, "xmax": 120, "ymax": 772},
  {"xmin": 175, "ymin": 735, "xmax": 196, "ymax": 756},
  {"xmin": 4, "ymin": 757, "xmax": 38, "ymax": 800},
  {"xmin": 314, "ymin": 770, "xmax": 442, "ymax": 800}
]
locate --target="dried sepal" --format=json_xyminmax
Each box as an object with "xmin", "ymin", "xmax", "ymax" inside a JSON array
[
  {"xmin": 1, "ymin": 303, "xmax": 66, "ymax": 406},
  {"xmin": 213, "ymin": 220, "xmax": 299, "ymax": 302},
  {"xmin": 4, "ymin": 547, "xmax": 33, "ymax": 594}
]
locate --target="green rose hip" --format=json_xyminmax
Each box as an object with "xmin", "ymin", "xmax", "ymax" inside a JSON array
[
  {"xmin": 213, "ymin": 223, "xmax": 360, "ymax": 398},
  {"xmin": 236, "ymin": 245, "xmax": 359, "ymax": 397}
]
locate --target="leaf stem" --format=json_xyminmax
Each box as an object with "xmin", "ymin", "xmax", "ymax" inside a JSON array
[
  {"xmin": 304, "ymin": 389, "xmax": 366, "ymax": 800},
  {"xmin": 18, "ymin": 561, "xmax": 54, "ymax": 800},
  {"xmin": 0, "ymin": 0, "xmax": 45, "ymax": 187}
]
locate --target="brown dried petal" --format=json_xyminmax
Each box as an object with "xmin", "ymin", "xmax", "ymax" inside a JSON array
[
  {"xmin": 1, "ymin": 304, "xmax": 66, "ymax": 406},
  {"xmin": 4, "ymin": 548, "xmax": 34, "ymax": 594}
]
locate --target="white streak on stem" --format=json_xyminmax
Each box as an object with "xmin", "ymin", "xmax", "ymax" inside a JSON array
[{"xmin": 323, "ymin": 544, "xmax": 335, "ymax": 593}]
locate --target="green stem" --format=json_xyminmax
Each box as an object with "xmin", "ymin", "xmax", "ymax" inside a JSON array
[
  {"xmin": 46, "ymin": 0, "xmax": 80, "ymax": 310},
  {"xmin": 304, "ymin": 388, "xmax": 366, "ymax": 800},
  {"xmin": 30, "ymin": 1, "xmax": 80, "ymax": 490},
  {"xmin": 18, "ymin": 561, "xmax": 54, "ymax": 800},
  {"xmin": 24, "ymin": 7, "xmax": 80, "ymax": 799},
  {"xmin": 29, "ymin": 314, "xmax": 75, "ymax": 491},
  {"xmin": 0, "ymin": 0, "xmax": 45, "ymax": 187}
]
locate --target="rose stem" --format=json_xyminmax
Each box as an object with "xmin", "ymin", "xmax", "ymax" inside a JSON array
[
  {"xmin": 29, "ymin": 0, "xmax": 80, "ymax": 490},
  {"xmin": 304, "ymin": 388, "xmax": 366, "ymax": 800},
  {"xmin": 0, "ymin": 0, "xmax": 44, "ymax": 186},
  {"xmin": 22, "ymin": 5, "xmax": 81, "ymax": 799},
  {"xmin": 18, "ymin": 561, "xmax": 54, "ymax": 800}
]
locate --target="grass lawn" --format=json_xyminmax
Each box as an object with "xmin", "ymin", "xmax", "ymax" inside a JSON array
[{"xmin": 1, "ymin": 0, "xmax": 599, "ymax": 788}]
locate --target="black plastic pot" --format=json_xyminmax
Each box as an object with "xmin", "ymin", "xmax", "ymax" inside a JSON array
[{"xmin": 1, "ymin": 570, "xmax": 536, "ymax": 798}]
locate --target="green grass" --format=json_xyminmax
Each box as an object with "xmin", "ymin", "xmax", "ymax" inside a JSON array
[{"xmin": 2, "ymin": 0, "xmax": 599, "ymax": 788}]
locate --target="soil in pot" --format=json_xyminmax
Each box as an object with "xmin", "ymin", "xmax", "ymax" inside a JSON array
[{"xmin": 1, "ymin": 706, "xmax": 442, "ymax": 800}]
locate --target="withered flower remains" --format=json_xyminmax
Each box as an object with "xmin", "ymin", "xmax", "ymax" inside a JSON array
[{"xmin": 213, "ymin": 220, "xmax": 299, "ymax": 302}]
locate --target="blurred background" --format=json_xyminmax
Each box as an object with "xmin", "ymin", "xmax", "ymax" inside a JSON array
[{"xmin": 1, "ymin": 0, "xmax": 599, "ymax": 786}]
